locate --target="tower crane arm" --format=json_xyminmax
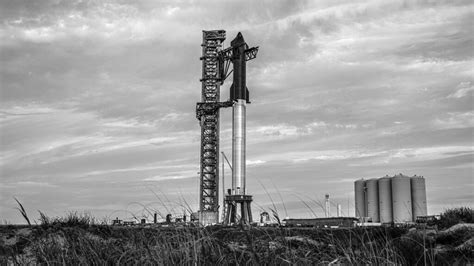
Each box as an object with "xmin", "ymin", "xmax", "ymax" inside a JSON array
[{"xmin": 221, "ymin": 151, "xmax": 233, "ymax": 171}]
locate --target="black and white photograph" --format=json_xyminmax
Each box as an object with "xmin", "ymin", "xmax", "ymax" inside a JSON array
[{"xmin": 1, "ymin": 0, "xmax": 473, "ymax": 264}]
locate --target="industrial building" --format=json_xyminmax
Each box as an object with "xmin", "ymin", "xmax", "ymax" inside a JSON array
[
  {"xmin": 283, "ymin": 217, "xmax": 358, "ymax": 228},
  {"xmin": 355, "ymin": 174, "xmax": 427, "ymax": 224}
]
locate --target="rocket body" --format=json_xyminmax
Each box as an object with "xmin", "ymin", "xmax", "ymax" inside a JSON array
[
  {"xmin": 230, "ymin": 32, "xmax": 250, "ymax": 195},
  {"xmin": 229, "ymin": 33, "xmax": 250, "ymax": 103},
  {"xmin": 232, "ymin": 99, "xmax": 246, "ymax": 195}
]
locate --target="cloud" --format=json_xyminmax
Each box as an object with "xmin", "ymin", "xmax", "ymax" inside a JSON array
[
  {"xmin": 247, "ymin": 160, "xmax": 266, "ymax": 166},
  {"xmin": 447, "ymin": 81, "xmax": 474, "ymax": 99},
  {"xmin": 14, "ymin": 181, "xmax": 57, "ymax": 188},
  {"xmin": 432, "ymin": 112, "xmax": 474, "ymax": 130},
  {"xmin": 1, "ymin": 0, "xmax": 473, "ymax": 223},
  {"xmin": 82, "ymin": 162, "xmax": 195, "ymax": 177},
  {"xmin": 143, "ymin": 170, "xmax": 197, "ymax": 182}
]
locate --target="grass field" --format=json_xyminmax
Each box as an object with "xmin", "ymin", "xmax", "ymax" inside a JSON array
[{"xmin": 1, "ymin": 207, "xmax": 473, "ymax": 265}]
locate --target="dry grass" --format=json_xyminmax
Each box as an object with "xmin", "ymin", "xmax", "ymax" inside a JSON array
[
  {"xmin": 2, "ymin": 218, "xmax": 472, "ymax": 265},
  {"xmin": 3, "ymin": 200, "xmax": 472, "ymax": 265}
]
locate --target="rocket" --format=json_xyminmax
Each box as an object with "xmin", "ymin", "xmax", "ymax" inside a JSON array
[
  {"xmin": 230, "ymin": 32, "xmax": 249, "ymax": 195},
  {"xmin": 229, "ymin": 32, "xmax": 250, "ymax": 104}
]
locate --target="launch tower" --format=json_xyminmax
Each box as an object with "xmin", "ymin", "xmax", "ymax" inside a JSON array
[
  {"xmin": 196, "ymin": 30, "xmax": 228, "ymax": 225},
  {"xmin": 196, "ymin": 30, "xmax": 258, "ymax": 226}
]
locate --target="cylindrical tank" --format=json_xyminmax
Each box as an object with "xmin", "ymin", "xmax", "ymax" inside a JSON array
[
  {"xmin": 354, "ymin": 179, "xmax": 366, "ymax": 218},
  {"xmin": 232, "ymin": 99, "xmax": 246, "ymax": 195},
  {"xmin": 366, "ymin": 178, "xmax": 379, "ymax": 222},
  {"xmin": 411, "ymin": 175, "xmax": 427, "ymax": 221},
  {"xmin": 378, "ymin": 176, "xmax": 393, "ymax": 223},
  {"xmin": 392, "ymin": 174, "xmax": 412, "ymax": 223}
]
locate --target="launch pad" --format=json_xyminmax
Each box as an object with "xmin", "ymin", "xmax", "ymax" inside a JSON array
[
  {"xmin": 196, "ymin": 30, "xmax": 258, "ymax": 226},
  {"xmin": 223, "ymin": 195, "xmax": 253, "ymax": 226}
]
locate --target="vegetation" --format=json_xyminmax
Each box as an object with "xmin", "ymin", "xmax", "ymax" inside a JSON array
[
  {"xmin": 1, "ymin": 202, "xmax": 472, "ymax": 265},
  {"xmin": 438, "ymin": 207, "xmax": 474, "ymax": 229},
  {"xmin": 13, "ymin": 198, "xmax": 31, "ymax": 226},
  {"xmin": 0, "ymin": 223, "xmax": 409, "ymax": 264},
  {"xmin": 38, "ymin": 211, "xmax": 99, "ymax": 229}
]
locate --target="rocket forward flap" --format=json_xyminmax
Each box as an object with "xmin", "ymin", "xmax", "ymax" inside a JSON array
[
  {"xmin": 230, "ymin": 83, "xmax": 251, "ymax": 103},
  {"xmin": 230, "ymin": 83, "xmax": 235, "ymax": 101}
]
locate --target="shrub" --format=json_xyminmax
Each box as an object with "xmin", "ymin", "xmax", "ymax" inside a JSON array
[
  {"xmin": 38, "ymin": 211, "xmax": 96, "ymax": 229},
  {"xmin": 438, "ymin": 207, "xmax": 474, "ymax": 229}
]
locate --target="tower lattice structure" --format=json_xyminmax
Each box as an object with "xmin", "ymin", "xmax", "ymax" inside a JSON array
[{"xmin": 196, "ymin": 30, "xmax": 231, "ymax": 224}]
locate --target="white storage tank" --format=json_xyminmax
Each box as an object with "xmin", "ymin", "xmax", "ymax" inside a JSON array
[
  {"xmin": 411, "ymin": 175, "xmax": 427, "ymax": 221},
  {"xmin": 392, "ymin": 174, "xmax": 412, "ymax": 223},
  {"xmin": 366, "ymin": 178, "xmax": 379, "ymax": 222},
  {"xmin": 354, "ymin": 179, "xmax": 366, "ymax": 218},
  {"xmin": 378, "ymin": 176, "xmax": 393, "ymax": 223}
]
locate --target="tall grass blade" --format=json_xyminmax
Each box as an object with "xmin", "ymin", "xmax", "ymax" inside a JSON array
[{"xmin": 14, "ymin": 197, "xmax": 31, "ymax": 226}]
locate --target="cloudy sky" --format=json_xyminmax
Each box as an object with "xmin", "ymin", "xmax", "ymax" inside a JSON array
[{"xmin": 1, "ymin": 0, "xmax": 473, "ymax": 224}]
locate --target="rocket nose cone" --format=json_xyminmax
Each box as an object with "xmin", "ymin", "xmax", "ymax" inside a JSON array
[{"xmin": 231, "ymin": 32, "xmax": 245, "ymax": 46}]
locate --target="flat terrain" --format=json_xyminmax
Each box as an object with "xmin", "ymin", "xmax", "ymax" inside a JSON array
[{"xmin": 1, "ymin": 223, "xmax": 473, "ymax": 265}]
